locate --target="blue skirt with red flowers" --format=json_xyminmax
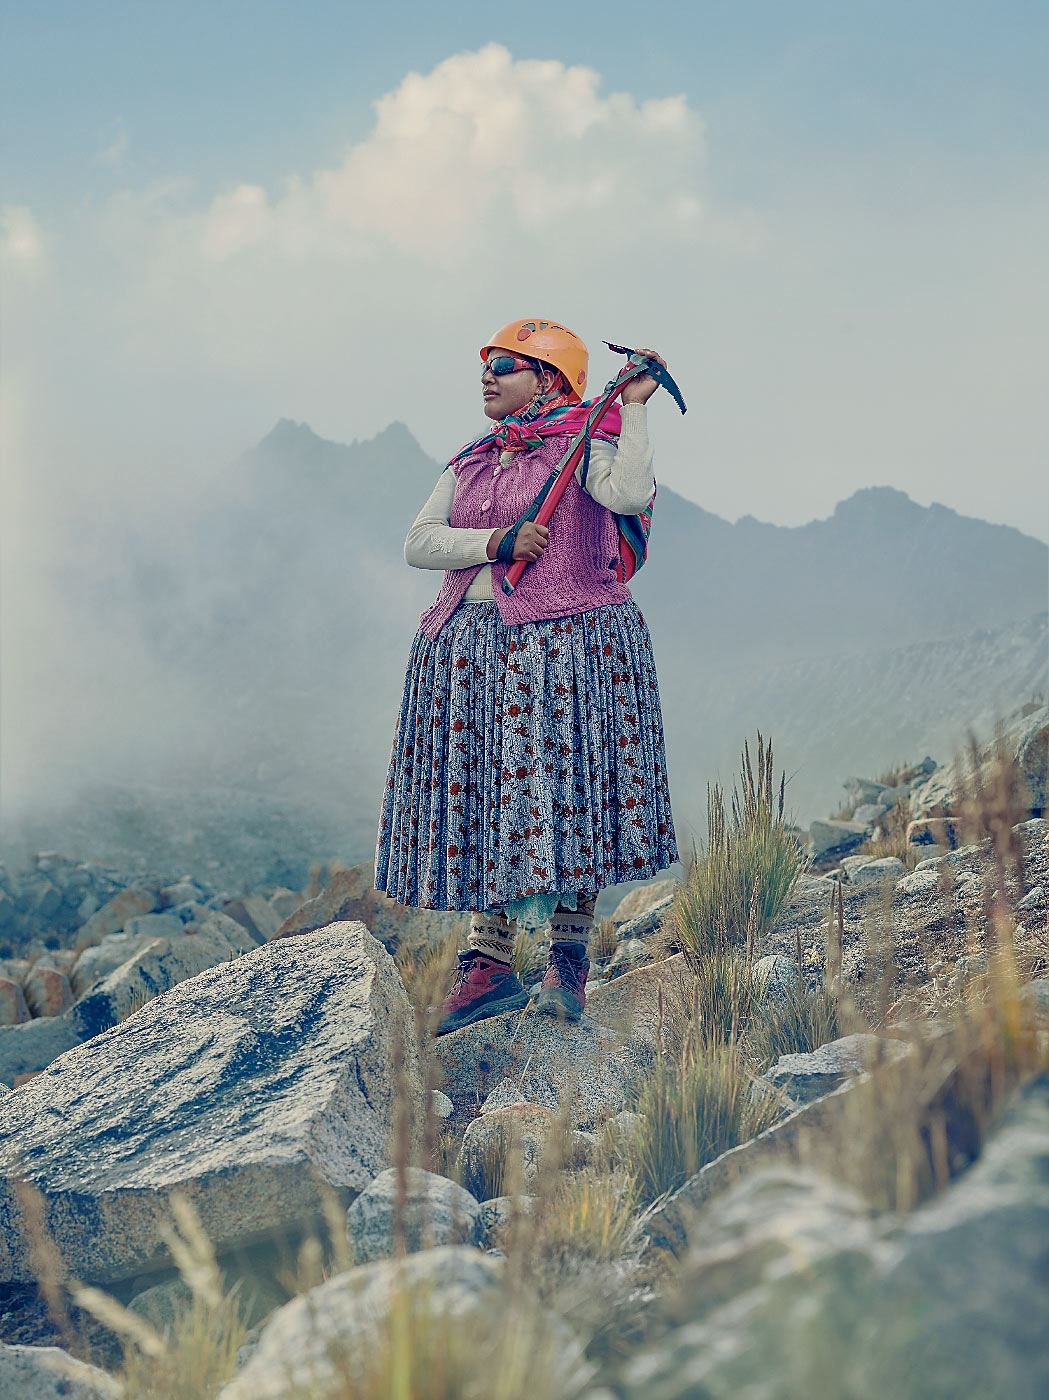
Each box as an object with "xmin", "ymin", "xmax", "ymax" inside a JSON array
[{"xmin": 374, "ymin": 597, "xmax": 678, "ymax": 919}]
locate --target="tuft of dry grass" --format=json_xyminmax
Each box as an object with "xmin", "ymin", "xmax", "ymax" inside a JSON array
[
  {"xmin": 396, "ymin": 933, "xmax": 459, "ymax": 1024},
  {"xmin": 658, "ymin": 950, "xmax": 756, "ymax": 1052},
  {"xmin": 671, "ymin": 735, "xmax": 803, "ymax": 966},
  {"xmin": 117, "ymin": 986, "xmax": 152, "ymax": 1023},
  {"xmin": 430, "ymin": 1127, "xmax": 466, "ymax": 1185},
  {"xmin": 819, "ymin": 952, "xmax": 1048, "ymax": 1212},
  {"xmin": 855, "ymin": 794, "xmax": 920, "ymax": 869},
  {"xmin": 533, "ymin": 1168, "xmax": 642, "ymax": 1264},
  {"xmin": 630, "ymin": 1037, "xmax": 782, "ymax": 1206},
  {"xmin": 747, "ymin": 981, "xmax": 848, "ymax": 1069},
  {"xmin": 875, "ymin": 762, "xmax": 909, "ymax": 787},
  {"xmin": 459, "ymin": 1122, "xmax": 512, "ymax": 1202},
  {"xmin": 510, "ymin": 926, "xmax": 545, "ymax": 984},
  {"xmin": 590, "ymin": 918, "xmax": 619, "ymax": 964}
]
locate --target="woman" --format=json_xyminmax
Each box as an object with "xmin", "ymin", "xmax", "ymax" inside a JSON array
[{"xmin": 374, "ymin": 318, "xmax": 678, "ymax": 1035}]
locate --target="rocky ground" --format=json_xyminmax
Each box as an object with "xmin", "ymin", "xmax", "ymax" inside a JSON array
[{"xmin": 0, "ymin": 703, "xmax": 1045, "ymax": 1397}]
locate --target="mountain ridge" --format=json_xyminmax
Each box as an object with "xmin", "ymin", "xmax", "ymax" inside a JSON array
[{"xmin": 250, "ymin": 418, "xmax": 1049, "ymax": 551}]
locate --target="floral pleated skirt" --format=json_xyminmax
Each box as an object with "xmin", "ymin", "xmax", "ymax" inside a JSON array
[{"xmin": 374, "ymin": 597, "xmax": 678, "ymax": 919}]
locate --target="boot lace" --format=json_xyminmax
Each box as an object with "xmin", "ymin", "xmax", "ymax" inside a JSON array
[
  {"xmin": 449, "ymin": 952, "xmax": 480, "ymax": 995},
  {"xmin": 549, "ymin": 942, "xmax": 586, "ymax": 988}
]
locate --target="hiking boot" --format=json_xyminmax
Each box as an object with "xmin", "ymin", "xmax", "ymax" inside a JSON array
[
  {"xmin": 434, "ymin": 951, "xmax": 529, "ymax": 1036},
  {"xmin": 536, "ymin": 941, "xmax": 590, "ymax": 1022}
]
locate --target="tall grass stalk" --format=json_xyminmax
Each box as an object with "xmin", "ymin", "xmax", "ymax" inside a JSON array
[
  {"xmin": 672, "ymin": 734, "xmax": 803, "ymax": 965},
  {"xmin": 958, "ymin": 728, "xmax": 1032, "ymax": 959},
  {"xmin": 397, "ymin": 930, "xmax": 462, "ymax": 1198}
]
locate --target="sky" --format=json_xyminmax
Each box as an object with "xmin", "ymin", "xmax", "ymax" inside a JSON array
[{"xmin": 2, "ymin": 1, "xmax": 1047, "ymax": 542}]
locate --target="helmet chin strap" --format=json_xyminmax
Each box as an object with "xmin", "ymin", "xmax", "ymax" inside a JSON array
[{"xmin": 524, "ymin": 375, "xmax": 568, "ymax": 417}]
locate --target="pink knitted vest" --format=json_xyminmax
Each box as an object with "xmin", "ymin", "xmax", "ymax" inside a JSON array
[{"xmin": 419, "ymin": 433, "xmax": 632, "ymax": 642}]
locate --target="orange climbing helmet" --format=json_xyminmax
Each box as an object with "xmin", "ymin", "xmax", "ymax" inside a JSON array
[{"xmin": 481, "ymin": 318, "xmax": 588, "ymax": 403}]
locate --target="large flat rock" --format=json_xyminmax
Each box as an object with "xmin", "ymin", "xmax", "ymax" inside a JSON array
[
  {"xmin": 0, "ymin": 923, "xmax": 421, "ymax": 1283},
  {"xmin": 434, "ymin": 1004, "xmax": 652, "ymax": 1129}
]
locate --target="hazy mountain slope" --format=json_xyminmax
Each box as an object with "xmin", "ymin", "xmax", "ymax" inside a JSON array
[
  {"xmin": 635, "ymin": 481, "xmax": 1047, "ymax": 663},
  {"xmin": 656, "ymin": 612, "xmax": 1048, "ymax": 848}
]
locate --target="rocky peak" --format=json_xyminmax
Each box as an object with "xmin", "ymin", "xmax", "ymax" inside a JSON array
[{"xmin": 830, "ymin": 485, "xmax": 927, "ymax": 526}]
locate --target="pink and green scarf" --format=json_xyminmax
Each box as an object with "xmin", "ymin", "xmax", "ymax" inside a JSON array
[
  {"xmin": 448, "ymin": 393, "xmax": 620, "ymax": 464},
  {"xmin": 447, "ymin": 395, "xmax": 654, "ymax": 582}
]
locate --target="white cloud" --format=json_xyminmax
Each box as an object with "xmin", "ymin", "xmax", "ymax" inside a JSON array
[
  {"xmin": 28, "ymin": 43, "xmax": 722, "ymax": 443},
  {"xmin": 201, "ymin": 184, "xmax": 270, "ymax": 261},
  {"xmin": 184, "ymin": 44, "xmax": 707, "ymax": 267},
  {"xmin": 93, "ymin": 127, "xmax": 129, "ymax": 167},
  {"xmin": 1, "ymin": 205, "xmax": 43, "ymax": 264}
]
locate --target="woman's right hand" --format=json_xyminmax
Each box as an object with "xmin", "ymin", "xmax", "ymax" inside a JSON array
[{"xmin": 487, "ymin": 522, "xmax": 550, "ymax": 562}]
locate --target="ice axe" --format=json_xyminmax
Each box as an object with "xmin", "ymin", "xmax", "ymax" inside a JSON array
[{"xmin": 500, "ymin": 344, "xmax": 687, "ymax": 595}]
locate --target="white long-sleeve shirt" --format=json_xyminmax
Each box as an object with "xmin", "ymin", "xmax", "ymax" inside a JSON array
[{"xmin": 404, "ymin": 402, "xmax": 654, "ymax": 600}]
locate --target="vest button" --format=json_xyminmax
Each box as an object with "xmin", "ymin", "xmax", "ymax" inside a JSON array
[{"xmin": 481, "ymin": 500, "xmax": 492, "ymax": 511}]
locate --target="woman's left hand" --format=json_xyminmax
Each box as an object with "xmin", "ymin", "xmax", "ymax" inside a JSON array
[{"xmin": 621, "ymin": 348, "xmax": 669, "ymax": 406}]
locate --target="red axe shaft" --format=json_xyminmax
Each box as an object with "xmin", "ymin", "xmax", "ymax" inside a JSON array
[{"xmin": 501, "ymin": 366, "xmax": 637, "ymax": 594}]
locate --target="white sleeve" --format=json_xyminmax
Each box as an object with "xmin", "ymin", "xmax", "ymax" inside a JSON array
[
  {"xmin": 403, "ymin": 468, "xmax": 496, "ymax": 569},
  {"xmin": 575, "ymin": 402, "xmax": 655, "ymax": 514}
]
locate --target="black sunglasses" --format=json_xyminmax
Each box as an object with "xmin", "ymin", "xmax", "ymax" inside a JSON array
[{"xmin": 482, "ymin": 353, "xmax": 540, "ymax": 376}]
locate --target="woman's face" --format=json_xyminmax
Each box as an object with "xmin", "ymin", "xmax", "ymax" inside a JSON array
[{"xmin": 481, "ymin": 350, "xmax": 549, "ymax": 420}]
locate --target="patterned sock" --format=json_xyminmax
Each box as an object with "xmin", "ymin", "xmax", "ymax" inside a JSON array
[
  {"xmin": 467, "ymin": 912, "xmax": 518, "ymax": 965},
  {"xmin": 549, "ymin": 893, "xmax": 596, "ymax": 949}
]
